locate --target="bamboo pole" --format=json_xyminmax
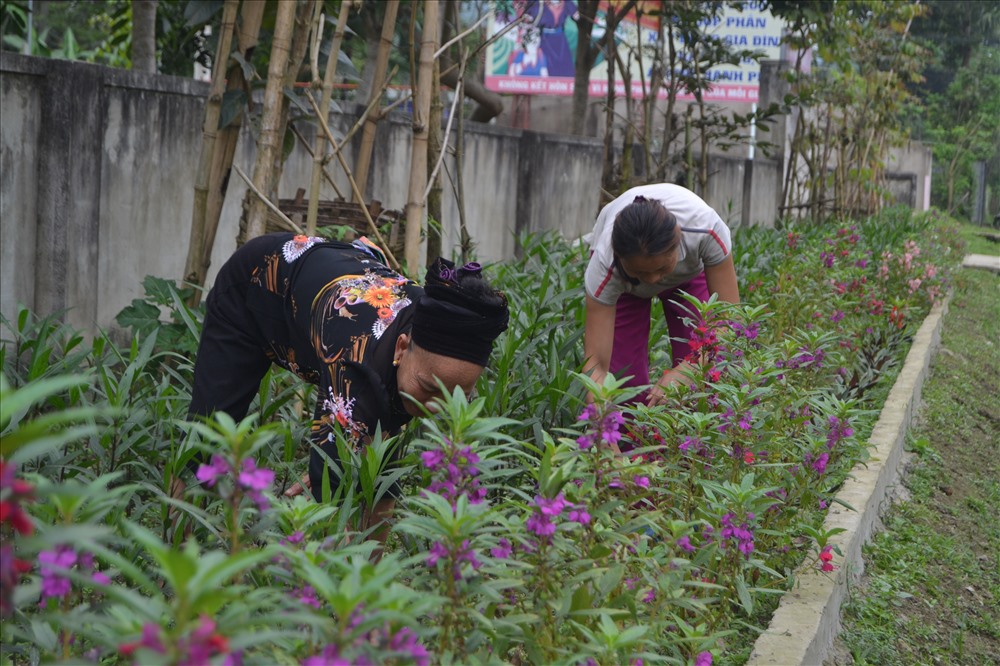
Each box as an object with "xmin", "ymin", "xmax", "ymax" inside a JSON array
[
  {"xmin": 306, "ymin": 95, "xmax": 402, "ymax": 273},
  {"xmin": 196, "ymin": 0, "xmax": 266, "ymax": 293},
  {"xmin": 353, "ymin": 0, "xmax": 401, "ymax": 200},
  {"xmin": 241, "ymin": 0, "xmax": 298, "ymax": 241},
  {"xmin": 306, "ymin": 1, "xmax": 353, "ymax": 235},
  {"xmin": 404, "ymin": 0, "xmax": 440, "ymax": 275},
  {"xmin": 183, "ymin": 0, "xmax": 238, "ymax": 294}
]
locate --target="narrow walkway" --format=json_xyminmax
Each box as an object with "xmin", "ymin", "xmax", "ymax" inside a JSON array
[{"xmin": 962, "ymin": 253, "xmax": 1000, "ymax": 273}]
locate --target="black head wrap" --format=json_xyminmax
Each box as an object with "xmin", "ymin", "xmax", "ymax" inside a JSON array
[{"xmin": 410, "ymin": 257, "xmax": 510, "ymax": 366}]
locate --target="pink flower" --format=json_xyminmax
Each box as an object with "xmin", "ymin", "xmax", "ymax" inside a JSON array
[{"xmin": 696, "ymin": 651, "xmax": 713, "ymax": 666}]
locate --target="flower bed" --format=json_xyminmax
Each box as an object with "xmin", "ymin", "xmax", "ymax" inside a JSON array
[{"xmin": 0, "ymin": 209, "xmax": 964, "ymax": 665}]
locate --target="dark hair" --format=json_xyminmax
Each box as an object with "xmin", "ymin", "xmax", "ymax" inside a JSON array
[
  {"xmin": 611, "ymin": 195, "xmax": 679, "ymax": 259},
  {"xmin": 411, "ymin": 259, "xmax": 510, "ymax": 366}
]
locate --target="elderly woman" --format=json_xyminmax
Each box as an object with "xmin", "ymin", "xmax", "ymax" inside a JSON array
[{"xmin": 184, "ymin": 232, "xmax": 508, "ymax": 528}]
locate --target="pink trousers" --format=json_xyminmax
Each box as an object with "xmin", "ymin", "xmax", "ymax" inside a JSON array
[{"xmin": 609, "ymin": 272, "xmax": 709, "ymax": 395}]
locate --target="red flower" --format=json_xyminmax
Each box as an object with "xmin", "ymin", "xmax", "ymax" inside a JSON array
[{"xmin": 743, "ymin": 451, "xmax": 756, "ymax": 464}]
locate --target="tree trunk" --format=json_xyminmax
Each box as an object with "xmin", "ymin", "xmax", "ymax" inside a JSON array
[
  {"xmin": 354, "ymin": 0, "xmax": 401, "ymax": 200},
  {"xmin": 438, "ymin": 1, "xmax": 502, "ymax": 124},
  {"xmin": 241, "ymin": 1, "xmax": 300, "ymax": 242},
  {"xmin": 266, "ymin": 0, "xmax": 320, "ymax": 216},
  {"xmin": 131, "ymin": 0, "xmax": 158, "ymax": 73},
  {"xmin": 404, "ymin": 0, "xmax": 440, "ymax": 275},
  {"xmin": 426, "ymin": 21, "xmax": 444, "ymax": 264},
  {"xmin": 571, "ymin": 0, "xmax": 599, "ymax": 136},
  {"xmin": 183, "ymin": 0, "xmax": 238, "ymax": 300},
  {"xmin": 307, "ymin": 1, "xmax": 353, "ymax": 235}
]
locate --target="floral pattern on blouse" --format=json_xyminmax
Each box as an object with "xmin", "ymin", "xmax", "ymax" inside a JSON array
[
  {"xmin": 282, "ymin": 235, "xmax": 327, "ymax": 263},
  {"xmin": 328, "ymin": 272, "xmax": 413, "ymax": 339},
  {"xmin": 321, "ymin": 387, "xmax": 365, "ymax": 450}
]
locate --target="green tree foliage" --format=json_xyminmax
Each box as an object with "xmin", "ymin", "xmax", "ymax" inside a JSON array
[{"xmin": 906, "ymin": 0, "xmax": 1000, "ymax": 220}]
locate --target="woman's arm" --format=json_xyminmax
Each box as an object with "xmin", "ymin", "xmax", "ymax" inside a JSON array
[
  {"xmin": 647, "ymin": 256, "xmax": 741, "ymax": 406},
  {"xmin": 583, "ymin": 294, "xmax": 617, "ymax": 395},
  {"xmin": 703, "ymin": 255, "xmax": 740, "ymax": 304}
]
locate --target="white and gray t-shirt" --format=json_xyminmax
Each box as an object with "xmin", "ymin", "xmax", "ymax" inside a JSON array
[{"xmin": 584, "ymin": 183, "xmax": 732, "ymax": 305}]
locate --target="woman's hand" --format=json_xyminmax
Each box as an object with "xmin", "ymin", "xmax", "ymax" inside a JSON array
[
  {"xmin": 284, "ymin": 473, "xmax": 312, "ymax": 498},
  {"xmin": 646, "ymin": 363, "xmax": 694, "ymax": 406}
]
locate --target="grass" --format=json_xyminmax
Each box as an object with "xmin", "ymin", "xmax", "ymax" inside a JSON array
[
  {"xmin": 832, "ymin": 247, "xmax": 1000, "ymax": 665},
  {"xmin": 961, "ymin": 220, "xmax": 1000, "ymax": 255}
]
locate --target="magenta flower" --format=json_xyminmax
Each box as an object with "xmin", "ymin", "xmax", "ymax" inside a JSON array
[
  {"xmin": 421, "ymin": 449, "xmax": 445, "ymax": 470},
  {"xmin": 695, "ymin": 651, "xmax": 713, "ymax": 666},
  {"xmin": 389, "ymin": 627, "xmax": 430, "ymax": 666},
  {"xmin": 294, "ymin": 585, "xmax": 322, "ymax": 609},
  {"xmin": 526, "ymin": 513, "xmax": 556, "ymax": 538},
  {"xmin": 281, "ymin": 531, "xmax": 305, "ymax": 547},
  {"xmin": 812, "ymin": 452, "xmax": 830, "ymax": 475},
  {"xmin": 567, "ymin": 506, "xmax": 591, "ymax": 525},
  {"xmin": 425, "ymin": 541, "xmax": 449, "ymax": 567},
  {"xmin": 119, "ymin": 623, "xmax": 167, "ymax": 658},
  {"xmin": 302, "ymin": 645, "xmax": 352, "ymax": 666},
  {"xmin": 491, "ymin": 538, "xmax": 512, "ymax": 559},
  {"xmin": 38, "ymin": 546, "xmax": 77, "ymax": 600},
  {"xmin": 196, "ymin": 455, "xmax": 229, "ymax": 487},
  {"xmin": 536, "ymin": 494, "xmax": 567, "ymax": 517},
  {"xmin": 676, "ymin": 535, "xmax": 696, "ymax": 553},
  {"xmin": 634, "ymin": 476, "xmax": 650, "ymax": 489},
  {"xmin": 238, "ymin": 458, "xmax": 274, "ymax": 491}
]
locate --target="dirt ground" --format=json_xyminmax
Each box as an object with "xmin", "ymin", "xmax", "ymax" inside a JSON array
[{"xmin": 826, "ymin": 266, "xmax": 1000, "ymax": 666}]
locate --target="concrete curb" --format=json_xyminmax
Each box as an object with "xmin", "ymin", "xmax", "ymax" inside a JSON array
[
  {"xmin": 746, "ymin": 292, "xmax": 952, "ymax": 666},
  {"xmin": 962, "ymin": 254, "xmax": 1000, "ymax": 273}
]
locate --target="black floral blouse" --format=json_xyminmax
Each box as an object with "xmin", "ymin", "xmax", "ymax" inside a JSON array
[{"xmin": 239, "ymin": 233, "xmax": 423, "ymax": 495}]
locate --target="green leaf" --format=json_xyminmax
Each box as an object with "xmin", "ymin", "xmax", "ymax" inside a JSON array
[{"xmin": 219, "ymin": 89, "xmax": 248, "ymax": 129}]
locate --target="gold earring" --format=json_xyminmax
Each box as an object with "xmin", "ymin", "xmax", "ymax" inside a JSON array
[{"xmin": 393, "ymin": 358, "xmax": 400, "ymax": 367}]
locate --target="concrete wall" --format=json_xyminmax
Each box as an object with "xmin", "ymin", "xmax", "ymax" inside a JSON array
[{"xmin": 0, "ymin": 53, "xmax": 929, "ymax": 335}]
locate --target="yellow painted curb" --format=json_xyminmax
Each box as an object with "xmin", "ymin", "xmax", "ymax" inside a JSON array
[{"xmin": 746, "ymin": 293, "xmax": 952, "ymax": 666}]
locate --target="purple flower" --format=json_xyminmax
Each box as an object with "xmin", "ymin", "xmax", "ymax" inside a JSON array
[
  {"xmin": 38, "ymin": 546, "xmax": 77, "ymax": 600},
  {"xmin": 302, "ymin": 645, "xmax": 351, "ymax": 666},
  {"xmin": 526, "ymin": 513, "xmax": 556, "ymax": 538},
  {"xmin": 567, "ymin": 506, "xmax": 591, "ymax": 524},
  {"xmin": 634, "ymin": 476, "xmax": 650, "ymax": 489},
  {"xmin": 119, "ymin": 623, "xmax": 167, "ymax": 657},
  {"xmin": 92, "ymin": 571, "xmax": 112, "ymax": 586},
  {"xmin": 577, "ymin": 404, "xmax": 598, "ymax": 422},
  {"xmin": 294, "ymin": 585, "xmax": 322, "ymax": 609},
  {"xmin": 281, "ymin": 531, "xmax": 305, "ymax": 547},
  {"xmin": 696, "ymin": 651, "xmax": 713, "ymax": 666},
  {"xmin": 491, "ymin": 538, "xmax": 513, "ymax": 559},
  {"xmin": 389, "ymin": 627, "xmax": 430, "ymax": 666},
  {"xmin": 196, "ymin": 455, "xmax": 229, "ymax": 487},
  {"xmin": 536, "ymin": 494, "xmax": 567, "ymax": 517},
  {"xmin": 676, "ymin": 535, "xmax": 696, "ymax": 553},
  {"xmin": 643, "ymin": 588, "xmax": 656, "ymax": 603},
  {"xmin": 420, "ymin": 449, "xmax": 445, "ymax": 470},
  {"xmin": 425, "ymin": 541, "xmax": 449, "ymax": 567},
  {"xmin": 830, "ymin": 310, "xmax": 846, "ymax": 323},
  {"xmin": 238, "ymin": 458, "xmax": 274, "ymax": 492},
  {"xmin": 812, "ymin": 452, "xmax": 830, "ymax": 475}
]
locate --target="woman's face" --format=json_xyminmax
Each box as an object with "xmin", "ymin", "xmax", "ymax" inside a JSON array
[
  {"xmin": 393, "ymin": 335, "xmax": 484, "ymax": 416},
  {"xmin": 617, "ymin": 248, "xmax": 679, "ymax": 285}
]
